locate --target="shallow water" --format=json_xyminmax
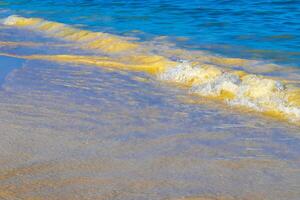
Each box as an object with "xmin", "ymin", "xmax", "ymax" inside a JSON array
[{"xmin": 0, "ymin": 1, "xmax": 300, "ymax": 200}]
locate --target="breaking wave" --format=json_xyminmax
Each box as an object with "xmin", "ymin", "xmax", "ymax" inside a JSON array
[{"xmin": 1, "ymin": 15, "xmax": 300, "ymax": 124}]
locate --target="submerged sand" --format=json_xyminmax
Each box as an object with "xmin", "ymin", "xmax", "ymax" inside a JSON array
[{"xmin": 0, "ymin": 18, "xmax": 300, "ymax": 200}]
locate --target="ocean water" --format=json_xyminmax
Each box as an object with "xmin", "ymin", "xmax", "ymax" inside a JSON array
[
  {"xmin": 1, "ymin": 0, "xmax": 300, "ymax": 66},
  {"xmin": 0, "ymin": 1, "xmax": 300, "ymax": 200}
]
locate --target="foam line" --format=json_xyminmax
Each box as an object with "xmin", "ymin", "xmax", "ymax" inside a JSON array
[{"xmin": 2, "ymin": 15, "xmax": 300, "ymax": 124}]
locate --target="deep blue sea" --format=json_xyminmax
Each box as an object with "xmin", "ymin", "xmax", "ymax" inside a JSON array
[{"xmin": 1, "ymin": 0, "xmax": 300, "ymax": 66}]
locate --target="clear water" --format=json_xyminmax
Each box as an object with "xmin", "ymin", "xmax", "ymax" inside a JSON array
[
  {"xmin": 0, "ymin": 1, "xmax": 300, "ymax": 200},
  {"xmin": 1, "ymin": 0, "xmax": 300, "ymax": 66}
]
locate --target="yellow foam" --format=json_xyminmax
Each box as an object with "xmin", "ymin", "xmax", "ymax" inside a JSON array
[
  {"xmin": 3, "ymin": 15, "xmax": 138, "ymax": 53},
  {"xmin": 3, "ymin": 16, "xmax": 42, "ymax": 26},
  {"xmin": 241, "ymin": 75, "xmax": 282, "ymax": 99},
  {"xmin": 1, "ymin": 50, "xmax": 300, "ymax": 124},
  {"xmin": 0, "ymin": 53, "xmax": 176, "ymax": 75},
  {"xmin": 87, "ymin": 37, "xmax": 138, "ymax": 53},
  {"xmin": 287, "ymin": 89, "xmax": 300, "ymax": 107},
  {"xmin": 64, "ymin": 30, "xmax": 97, "ymax": 41},
  {"xmin": 231, "ymin": 70, "xmax": 247, "ymax": 78},
  {"xmin": 37, "ymin": 21, "xmax": 64, "ymax": 31},
  {"xmin": 2, "ymin": 15, "xmax": 300, "ymax": 125}
]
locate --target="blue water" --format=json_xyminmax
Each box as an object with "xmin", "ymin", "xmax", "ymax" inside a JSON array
[
  {"xmin": 1, "ymin": 1, "xmax": 300, "ymax": 199},
  {"xmin": 1, "ymin": 0, "xmax": 300, "ymax": 66}
]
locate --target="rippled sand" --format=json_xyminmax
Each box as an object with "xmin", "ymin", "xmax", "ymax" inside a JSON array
[{"xmin": 0, "ymin": 21, "xmax": 300, "ymax": 200}]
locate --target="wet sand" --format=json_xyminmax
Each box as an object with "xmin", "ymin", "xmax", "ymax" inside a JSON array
[{"xmin": 0, "ymin": 21, "xmax": 300, "ymax": 200}]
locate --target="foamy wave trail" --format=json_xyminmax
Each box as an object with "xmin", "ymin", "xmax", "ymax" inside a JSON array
[
  {"xmin": 159, "ymin": 62, "xmax": 300, "ymax": 123},
  {"xmin": 2, "ymin": 15, "xmax": 300, "ymax": 124},
  {"xmin": 2, "ymin": 15, "xmax": 138, "ymax": 53}
]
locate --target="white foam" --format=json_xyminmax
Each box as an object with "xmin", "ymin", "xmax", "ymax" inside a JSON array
[
  {"xmin": 159, "ymin": 61, "xmax": 300, "ymax": 122},
  {"xmin": 158, "ymin": 61, "xmax": 203, "ymax": 83},
  {"xmin": 190, "ymin": 73, "xmax": 240, "ymax": 97},
  {"xmin": 2, "ymin": 15, "xmax": 300, "ymax": 123},
  {"xmin": 2, "ymin": 15, "xmax": 19, "ymax": 25}
]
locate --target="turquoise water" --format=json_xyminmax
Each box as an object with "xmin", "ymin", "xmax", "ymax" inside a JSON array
[
  {"xmin": 1, "ymin": 0, "xmax": 300, "ymax": 66},
  {"xmin": 0, "ymin": 1, "xmax": 300, "ymax": 200}
]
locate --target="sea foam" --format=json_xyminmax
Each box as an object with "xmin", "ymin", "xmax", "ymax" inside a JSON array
[{"xmin": 2, "ymin": 15, "xmax": 300, "ymax": 124}]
